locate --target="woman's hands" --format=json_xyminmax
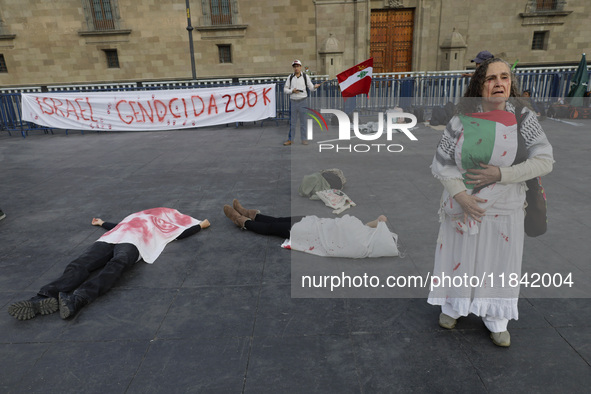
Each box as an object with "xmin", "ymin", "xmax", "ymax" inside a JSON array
[
  {"xmin": 465, "ymin": 163, "xmax": 502, "ymax": 186},
  {"xmin": 200, "ymin": 219, "xmax": 210, "ymax": 229},
  {"xmin": 92, "ymin": 218, "xmax": 104, "ymax": 226},
  {"xmin": 453, "ymin": 192, "xmax": 487, "ymax": 223}
]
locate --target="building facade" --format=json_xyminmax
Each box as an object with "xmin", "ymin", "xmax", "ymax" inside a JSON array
[{"xmin": 0, "ymin": 0, "xmax": 587, "ymax": 87}]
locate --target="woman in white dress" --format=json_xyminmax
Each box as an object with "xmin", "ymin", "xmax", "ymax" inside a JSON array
[{"xmin": 428, "ymin": 58, "xmax": 553, "ymax": 347}]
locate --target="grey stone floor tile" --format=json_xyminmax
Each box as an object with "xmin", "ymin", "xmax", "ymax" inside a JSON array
[
  {"xmin": 157, "ymin": 286, "xmax": 259, "ymax": 340},
  {"xmin": 0, "ymin": 290, "xmax": 19, "ymax": 310},
  {"xmin": 0, "ymin": 258, "xmax": 59, "ymax": 294},
  {"xmin": 346, "ymin": 298, "xmax": 443, "ymax": 334},
  {"xmin": 57, "ymin": 288, "xmax": 177, "ymax": 341},
  {"xmin": 260, "ymin": 243, "xmax": 291, "ymax": 284},
  {"xmin": 254, "ymin": 284, "xmax": 349, "ymax": 337},
  {"xmin": 244, "ymin": 335, "xmax": 360, "ymax": 394},
  {"xmin": 351, "ymin": 331, "xmax": 487, "ymax": 393},
  {"xmin": 0, "ymin": 343, "xmax": 52, "ymax": 393},
  {"xmin": 527, "ymin": 298, "xmax": 591, "ymax": 327},
  {"xmin": 459, "ymin": 327, "xmax": 591, "ymax": 393},
  {"xmin": 11, "ymin": 340, "xmax": 149, "ymax": 394},
  {"xmin": 127, "ymin": 337, "xmax": 249, "ymax": 394},
  {"xmin": 182, "ymin": 236, "xmax": 267, "ymax": 287},
  {"xmin": 556, "ymin": 326, "xmax": 591, "ymax": 365}
]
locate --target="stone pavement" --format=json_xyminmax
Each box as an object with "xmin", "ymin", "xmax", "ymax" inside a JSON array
[{"xmin": 1, "ymin": 118, "xmax": 590, "ymax": 393}]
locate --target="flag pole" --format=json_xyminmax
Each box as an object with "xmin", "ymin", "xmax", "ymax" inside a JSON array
[{"xmin": 318, "ymin": 78, "xmax": 337, "ymax": 86}]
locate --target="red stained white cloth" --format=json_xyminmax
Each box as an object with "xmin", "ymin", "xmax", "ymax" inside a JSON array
[
  {"xmin": 98, "ymin": 208, "xmax": 201, "ymax": 263},
  {"xmin": 282, "ymin": 215, "xmax": 398, "ymax": 258}
]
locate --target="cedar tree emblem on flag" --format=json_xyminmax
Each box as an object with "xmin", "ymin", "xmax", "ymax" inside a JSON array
[{"xmin": 337, "ymin": 58, "xmax": 373, "ymax": 99}]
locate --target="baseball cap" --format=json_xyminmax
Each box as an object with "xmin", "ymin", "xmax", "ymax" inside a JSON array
[
  {"xmin": 292, "ymin": 60, "xmax": 302, "ymax": 66},
  {"xmin": 471, "ymin": 50, "xmax": 494, "ymax": 64}
]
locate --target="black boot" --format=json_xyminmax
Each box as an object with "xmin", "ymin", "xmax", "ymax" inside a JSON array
[
  {"xmin": 8, "ymin": 295, "xmax": 58, "ymax": 320},
  {"xmin": 58, "ymin": 292, "xmax": 89, "ymax": 319}
]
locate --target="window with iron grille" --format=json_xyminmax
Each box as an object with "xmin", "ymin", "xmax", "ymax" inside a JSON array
[
  {"xmin": 532, "ymin": 31, "xmax": 548, "ymax": 50},
  {"xmin": 103, "ymin": 49, "xmax": 119, "ymax": 68},
  {"xmin": 536, "ymin": 0, "xmax": 558, "ymax": 11},
  {"xmin": 218, "ymin": 45, "xmax": 232, "ymax": 63},
  {"xmin": 201, "ymin": 0, "xmax": 239, "ymax": 26},
  {"xmin": 0, "ymin": 54, "xmax": 7, "ymax": 73},
  {"xmin": 210, "ymin": 0, "xmax": 232, "ymax": 25},
  {"xmin": 82, "ymin": 0, "xmax": 120, "ymax": 31}
]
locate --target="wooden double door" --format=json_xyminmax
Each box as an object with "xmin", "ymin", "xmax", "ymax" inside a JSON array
[{"xmin": 370, "ymin": 8, "xmax": 414, "ymax": 73}]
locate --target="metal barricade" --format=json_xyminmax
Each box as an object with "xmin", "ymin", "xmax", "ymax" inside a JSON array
[
  {"xmin": 0, "ymin": 93, "xmax": 55, "ymax": 137},
  {"xmin": 2, "ymin": 69, "xmax": 588, "ymax": 136}
]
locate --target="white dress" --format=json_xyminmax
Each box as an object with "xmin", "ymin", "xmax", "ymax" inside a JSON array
[{"xmin": 428, "ymin": 104, "xmax": 553, "ymax": 321}]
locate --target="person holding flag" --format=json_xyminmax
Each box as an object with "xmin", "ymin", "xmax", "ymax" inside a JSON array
[{"xmin": 283, "ymin": 60, "xmax": 320, "ymax": 146}]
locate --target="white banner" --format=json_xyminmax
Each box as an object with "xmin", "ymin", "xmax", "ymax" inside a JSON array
[{"xmin": 22, "ymin": 84, "xmax": 276, "ymax": 131}]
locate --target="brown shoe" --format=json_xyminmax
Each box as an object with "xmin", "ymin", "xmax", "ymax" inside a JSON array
[
  {"xmin": 233, "ymin": 199, "xmax": 259, "ymax": 220},
  {"xmin": 283, "ymin": 140, "xmax": 292, "ymax": 146},
  {"xmin": 302, "ymin": 140, "xmax": 309, "ymax": 145},
  {"xmin": 223, "ymin": 205, "xmax": 249, "ymax": 228}
]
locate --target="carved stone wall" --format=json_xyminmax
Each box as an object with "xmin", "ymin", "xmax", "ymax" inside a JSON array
[{"xmin": 0, "ymin": 0, "xmax": 588, "ymax": 87}]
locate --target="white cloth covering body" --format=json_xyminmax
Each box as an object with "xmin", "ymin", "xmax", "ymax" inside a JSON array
[
  {"xmin": 97, "ymin": 207, "xmax": 201, "ymax": 264},
  {"xmin": 428, "ymin": 104, "xmax": 553, "ymax": 324},
  {"xmin": 283, "ymin": 215, "xmax": 398, "ymax": 258}
]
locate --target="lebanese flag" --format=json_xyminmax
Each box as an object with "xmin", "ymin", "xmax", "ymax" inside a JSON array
[{"xmin": 337, "ymin": 58, "xmax": 373, "ymax": 98}]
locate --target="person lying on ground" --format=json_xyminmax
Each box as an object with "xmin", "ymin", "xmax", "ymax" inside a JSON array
[
  {"xmin": 223, "ymin": 200, "xmax": 398, "ymax": 258},
  {"xmin": 8, "ymin": 207, "xmax": 209, "ymax": 321}
]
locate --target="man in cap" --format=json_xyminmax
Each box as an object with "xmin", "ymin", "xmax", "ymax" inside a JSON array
[
  {"xmin": 283, "ymin": 60, "xmax": 320, "ymax": 146},
  {"xmin": 462, "ymin": 50, "xmax": 494, "ymax": 77}
]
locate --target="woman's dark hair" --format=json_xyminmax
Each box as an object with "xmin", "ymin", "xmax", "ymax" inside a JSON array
[{"xmin": 457, "ymin": 58, "xmax": 530, "ymax": 114}]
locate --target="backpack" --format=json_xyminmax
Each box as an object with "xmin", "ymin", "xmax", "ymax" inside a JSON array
[
  {"xmin": 443, "ymin": 101, "xmax": 456, "ymax": 121},
  {"xmin": 289, "ymin": 73, "xmax": 310, "ymax": 96},
  {"xmin": 404, "ymin": 106, "xmax": 425, "ymax": 123},
  {"xmin": 430, "ymin": 107, "xmax": 448, "ymax": 126},
  {"xmin": 547, "ymin": 103, "xmax": 570, "ymax": 118},
  {"xmin": 569, "ymin": 106, "xmax": 591, "ymax": 119}
]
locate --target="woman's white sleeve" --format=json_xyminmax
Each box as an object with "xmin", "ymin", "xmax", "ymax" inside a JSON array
[
  {"xmin": 499, "ymin": 157, "xmax": 553, "ymax": 184},
  {"xmin": 439, "ymin": 178, "xmax": 467, "ymax": 198}
]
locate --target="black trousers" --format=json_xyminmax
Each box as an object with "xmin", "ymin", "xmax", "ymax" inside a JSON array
[
  {"xmin": 38, "ymin": 241, "xmax": 139, "ymax": 302},
  {"xmin": 244, "ymin": 214, "xmax": 305, "ymax": 238}
]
